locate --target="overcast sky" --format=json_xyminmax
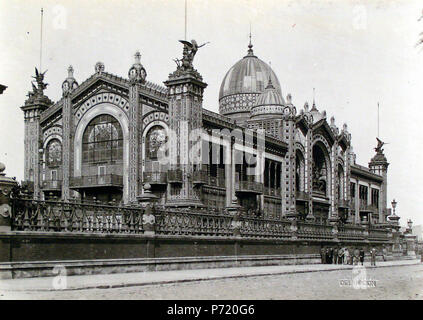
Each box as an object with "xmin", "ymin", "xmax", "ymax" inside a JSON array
[{"xmin": 0, "ymin": 0, "xmax": 422, "ymax": 227}]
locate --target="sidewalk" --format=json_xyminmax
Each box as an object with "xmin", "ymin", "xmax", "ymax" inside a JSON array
[{"xmin": 0, "ymin": 259, "xmax": 420, "ymax": 292}]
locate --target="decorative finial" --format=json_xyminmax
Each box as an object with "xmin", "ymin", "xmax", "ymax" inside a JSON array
[
  {"xmin": 128, "ymin": 52, "xmax": 147, "ymax": 84},
  {"xmin": 322, "ymin": 110, "xmax": 326, "ymax": 118},
  {"xmin": 343, "ymin": 123, "xmax": 348, "ymax": 131},
  {"xmin": 331, "ymin": 116, "xmax": 335, "ymax": 126},
  {"xmin": 286, "ymin": 93, "xmax": 292, "ymax": 104},
  {"xmin": 67, "ymin": 65, "xmax": 74, "ymax": 78},
  {"xmin": 95, "ymin": 62, "xmax": 105, "ymax": 74},
  {"xmin": 134, "ymin": 51, "xmax": 141, "ymax": 64},
  {"xmin": 247, "ymin": 23, "xmax": 254, "ymax": 55},
  {"xmin": 304, "ymin": 102, "xmax": 309, "ymax": 112}
]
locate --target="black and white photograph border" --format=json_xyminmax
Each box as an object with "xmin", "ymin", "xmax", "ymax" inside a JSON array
[{"xmin": 0, "ymin": 0, "xmax": 422, "ymax": 302}]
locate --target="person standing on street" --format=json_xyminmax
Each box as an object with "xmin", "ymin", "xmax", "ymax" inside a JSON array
[
  {"xmin": 370, "ymin": 247, "xmax": 377, "ymax": 266},
  {"xmin": 320, "ymin": 247, "xmax": 326, "ymax": 264},
  {"xmin": 338, "ymin": 247, "xmax": 344, "ymax": 264},
  {"xmin": 359, "ymin": 248, "xmax": 365, "ymax": 266},
  {"xmin": 353, "ymin": 248, "xmax": 360, "ymax": 265},
  {"xmin": 333, "ymin": 247, "xmax": 338, "ymax": 264},
  {"xmin": 344, "ymin": 248, "xmax": 350, "ymax": 265}
]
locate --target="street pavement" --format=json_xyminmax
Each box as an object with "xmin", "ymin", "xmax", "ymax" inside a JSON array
[{"xmin": 0, "ymin": 259, "xmax": 421, "ymax": 299}]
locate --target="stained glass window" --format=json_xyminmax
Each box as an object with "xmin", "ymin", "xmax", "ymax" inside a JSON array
[
  {"xmin": 46, "ymin": 139, "xmax": 62, "ymax": 166},
  {"xmin": 145, "ymin": 126, "xmax": 167, "ymax": 161},
  {"xmin": 82, "ymin": 115, "xmax": 123, "ymax": 163}
]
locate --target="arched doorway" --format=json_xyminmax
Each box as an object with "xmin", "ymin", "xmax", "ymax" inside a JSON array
[
  {"xmin": 143, "ymin": 125, "xmax": 168, "ymax": 204},
  {"xmin": 77, "ymin": 114, "xmax": 124, "ymax": 203},
  {"xmin": 312, "ymin": 142, "xmax": 331, "ymax": 222}
]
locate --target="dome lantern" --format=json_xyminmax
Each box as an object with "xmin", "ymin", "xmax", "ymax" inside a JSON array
[{"xmin": 218, "ymin": 42, "xmax": 282, "ymax": 124}]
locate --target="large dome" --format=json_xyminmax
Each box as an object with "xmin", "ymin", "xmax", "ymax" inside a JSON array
[{"xmin": 218, "ymin": 43, "xmax": 282, "ymax": 124}]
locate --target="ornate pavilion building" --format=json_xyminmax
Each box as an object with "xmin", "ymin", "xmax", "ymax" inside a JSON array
[{"xmin": 20, "ymin": 39, "xmax": 390, "ymax": 225}]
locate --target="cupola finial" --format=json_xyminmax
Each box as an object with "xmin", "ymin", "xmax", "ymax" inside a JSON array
[{"xmin": 247, "ymin": 23, "xmax": 254, "ymax": 55}]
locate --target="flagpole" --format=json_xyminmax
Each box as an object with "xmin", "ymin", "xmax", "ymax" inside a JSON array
[
  {"xmin": 377, "ymin": 102, "xmax": 380, "ymax": 138},
  {"xmin": 184, "ymin": 0, "xmax": 187, "ymax": 40},
  {"xmin": 40, "ymin": 7, "xmax": 44, "ymax": 71}
]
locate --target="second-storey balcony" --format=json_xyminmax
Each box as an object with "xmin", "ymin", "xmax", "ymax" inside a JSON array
[
  {"xmin": 235, "ymin": 180, "xmax": 263, "ymax": 194},
  {"xmin": 264, "ymin": 187, "xmax": 282, "ymax": 197},
  {"xmin": 70, "ymin": 174, "xmax": 123, "ymax": 189},
  {"xmin": 192, "ymin": 170, "xmax": 208, "ymax": 185},
  {"xmin": 42, "ymin": 180, "xmax": 62, "ymax": 191},
  {"xmin": 359, "ymin": 201, "xmax": 378, "ymax": 213},
  {"xmin": 350, "ymin": 199, "xmax": 356, "ymax": 210},
  {"xmin": 338, "ymin": 199, "xmax": 350, "ymax": 208},
  {"xmin": 296, "ymin": 190, "xmax": 309, "ymax": 201},
  {"xmin": 143, "ymin": 171, "xmax": 167, "ymax": 185},
  {"xmin": 205, "ymin": 176, "xmax": 226, "ymax": 188},
  {"xmin": 167, "ymin": 169, "xmax": 183, "ymax": 184}
]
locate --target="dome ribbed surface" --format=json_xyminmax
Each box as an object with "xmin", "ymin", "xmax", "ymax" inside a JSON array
[{"xmin": 219, "ymin": 53, "xmax": 281, "ymax": 101}]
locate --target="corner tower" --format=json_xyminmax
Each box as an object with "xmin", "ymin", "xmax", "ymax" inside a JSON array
[
  {"xmin": 21, "ymin": 68, "xmax": 53, "ymax": 199},
  {"xmin": 164, "ymin": 40, "xmax": 207, "ymax": 207},
  {"xmin": 369, "ymin": 138, "xmax": 389, "ymax": 223}
]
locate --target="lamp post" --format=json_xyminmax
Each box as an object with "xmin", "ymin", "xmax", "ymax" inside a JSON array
[
  {"xmin": 391, "ymin": 199, "xmax": 397, "ymax": 215},
  {"xmin": 38, "ymin": 147, "xmax": 45, "ymax": 200}
]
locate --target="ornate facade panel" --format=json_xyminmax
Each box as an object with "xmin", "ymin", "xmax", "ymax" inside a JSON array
[{"xmin": 74, "ymin": 92, "xmax": 129, "ymax": 127}]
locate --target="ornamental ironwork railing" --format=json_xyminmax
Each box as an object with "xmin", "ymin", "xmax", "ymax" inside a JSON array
[
  {"xmin": 359, "ymin": 201, "xmax": 378, "ymax": 212},
  {"xmin": 9, "ymin": 198, "xmax": 392, "ymax": 242},
  {"xmin": 205, "ymin": 176, "xmax": 226, "ymax": 188},
  {"xmin": 264, "ymin": 187, "xmax": 282, "ymax": 197},
  {"xmin": 42, "ymin": 180, "xmax": 62, "ymax": 190},
  {"xmin": 192, "ymin": 170, "xmax": 208, "ymax": 185},
  {"xmin": 338, "ymin": 199, "xmax": 350, "ymax": 208},
  {"xmin": 240, "ymin": 216, "xmax": 291, "ymax": 239},
  {"xmin": 338, "ymin": 225, "xmax": 366, "ymax": 240},
  {"xmin": 295, "ymin": 191, "xmax": 309, "ymax": 201},
  {"xmin": 235, "ymin": 180, "xmax": 264, "ymax": 194},
  {"xmin": 297, "ymin": 222, "xmax": 333, "ymax": 240},
  {"xmin": 143, "ymin": 171, "xmax": 167, "ymax": 185},
  {"xmin": 167, "ymin": 169, "xmax": 183, "ymax": 184},
  {"xmin": 155, "ymin": 208, "xmax": 233, "ymax": 237},
  {"xmin": 11, "ymin": 198, "xmax": 143, "ymax": 233},
  {"xmin": 70, "ymin": 174, "xmax": 123, "ymax": 188}
]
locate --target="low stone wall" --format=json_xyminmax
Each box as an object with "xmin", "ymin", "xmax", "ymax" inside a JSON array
[
  {"xmin": 0, "ymin": 254, "xmax": 322, "ymax": 279},
  {"xmin": 0, "ymin": 231, "xmax": 390, "ymax": 279}
]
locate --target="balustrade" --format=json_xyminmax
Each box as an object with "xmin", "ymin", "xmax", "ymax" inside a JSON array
[{"xmin": 8, "ymin": 197, "xmax": 392, "ymax": 243}]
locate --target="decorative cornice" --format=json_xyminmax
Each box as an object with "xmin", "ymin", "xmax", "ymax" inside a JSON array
[{"xmin": 351, "ymin": 164, "xmax": 383, "ymax": 182}]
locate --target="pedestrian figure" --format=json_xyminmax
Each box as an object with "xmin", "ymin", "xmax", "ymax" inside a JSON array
[
  {"xmin": 370, "ymin": 247, "xmax": 377, "ymax": 266},
  {"xmin": 359, "ymin": 248, "xmax": 365, "ymax": 266},
  {"xmin": 325, "ymin": 248, "xmax": 330, "ymax": 264},
  {"xmin": 338, "ymin": 248, "xmax": 344, "ymax": 264},
  {"xmin": 344, "ymin": 248, "xmax": 350, "ymax": 265},
  {"xmin": 353, "ymin": 248, "xmax": 360, "ymax": 265},
  {"xmin": 329, "ymin": 247, "xmax": 334, "ymax": 264},
  {"xmin": 382, "ymin": 247, "xmax": 387, "ymax": 262},
  {"xmin": 333, "ymin": 247, "xmax": 338, "ymax": 264},
  {"xmin": 320, "ymin": 247, "xmax": 326, "ymax": 264}
]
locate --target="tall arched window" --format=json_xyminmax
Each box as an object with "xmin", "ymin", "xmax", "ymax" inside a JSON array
[
  {"xmin": 312, "ymin": 144, "xmax": 328, "ymax": 196},
  {"xmin": 82, "ymin": 114, "xmax": 123, "ymax": 163},
  {"xmin": 46, "ymin": 139, "xmax": 62, "ymax": 166},
  {"xmin": 145, "ymin": 125, "xmax": 167, "ymax": 161}
]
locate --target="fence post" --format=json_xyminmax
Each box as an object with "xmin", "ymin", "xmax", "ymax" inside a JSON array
[
  {"xmin": 0, "ymin": 163, "xmax": 18, "ymax": 232},
  {"xmin": 142, "ymin": 204, "xmax": 155, "ymax": 236},
  {"xmin": 227, "ymin": 198, "xmax": 242, "ymax": 238}
]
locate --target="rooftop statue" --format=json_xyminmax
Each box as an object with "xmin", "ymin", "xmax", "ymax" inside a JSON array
[
  {"xmin": 375, "ymin": 137, "xmax": 385, "ymax": 153},
  {"xmin": 27, "ymin": 68, "xmax": 48, "ymax": 98},
  {"xmin": 174, "ymin": 40, "xmax": 209, "ymax": 71}
]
